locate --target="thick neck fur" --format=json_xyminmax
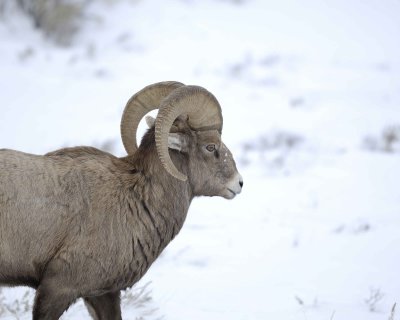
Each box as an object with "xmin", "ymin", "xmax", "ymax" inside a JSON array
[
  {"xmin": 121, "ymin": 128, "xmax": 193, "ymax": 264},
  {"xmin": 127, "ymin": 127, "xmax": 193, "ymax": 206}
]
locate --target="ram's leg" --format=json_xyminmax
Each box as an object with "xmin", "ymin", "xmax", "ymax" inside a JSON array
[
  {"xmin": 84, "ymin": 291, "xmax": 122, "ymax": 320},
  {"xmin": 33, "ymin": 281, "xmax": 77, "ymax": 320},
  {"xmin": 32, "ymin": 260, "xmax": 78, "ymax": 320}
]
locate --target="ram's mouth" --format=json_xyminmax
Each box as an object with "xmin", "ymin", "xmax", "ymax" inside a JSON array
[{"xmin": 227, "ymin": 188, "xmax": 237, "ymax": 198}]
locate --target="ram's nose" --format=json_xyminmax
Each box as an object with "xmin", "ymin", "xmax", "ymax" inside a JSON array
[
  {"xmin": 239, "ymin": 175, "xmax": 243, "ymax": 189},
  {"xmin": 227, "ymin": 173, "xmax": 243, "ymax": 197}
]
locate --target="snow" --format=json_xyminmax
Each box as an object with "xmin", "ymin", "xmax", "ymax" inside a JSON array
[{"xmin": 1, "ymin": 0, "xmax": 400, "ymax": 319}]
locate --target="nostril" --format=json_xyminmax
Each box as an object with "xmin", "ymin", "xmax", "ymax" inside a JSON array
[{"xmin": 239, "ymin": 180, "xmax": 243, "ymax": 188}]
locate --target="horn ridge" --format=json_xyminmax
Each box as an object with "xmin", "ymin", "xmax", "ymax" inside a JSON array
[
  {"xmin": 155, "ymin": 85, "xmax": 223, "ymax": 181},
  {"xmin": 120, "ymin": 81, "xmax": 184, "ymax": 155}
]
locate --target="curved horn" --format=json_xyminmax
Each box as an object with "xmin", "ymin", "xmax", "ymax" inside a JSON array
[
  {"xmin": 155, "ymin": 85, "xmax": 223, "ymax": 181},
  {"xmin": 120, "ymin": 81, "xmax": 185, "ymax": 155}
]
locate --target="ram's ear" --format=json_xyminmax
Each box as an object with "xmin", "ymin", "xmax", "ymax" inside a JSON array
[
  {"xmin": 168, "ymin": 133, "xmax": 189, "ymax": 153},
  {"xmin": 145, "ymin": 116, "xmax": 156, "ymax": 128}
]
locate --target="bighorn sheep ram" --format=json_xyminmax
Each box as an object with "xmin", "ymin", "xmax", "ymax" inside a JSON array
[{"xmin": 0, "ymin": 81, "xmax": 243, "ymax": 319}]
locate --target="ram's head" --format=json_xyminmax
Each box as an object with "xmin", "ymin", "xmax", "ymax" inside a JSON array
[{"xmin": 120, "ymin": 81, "xmax": 243, "ymax": 199}]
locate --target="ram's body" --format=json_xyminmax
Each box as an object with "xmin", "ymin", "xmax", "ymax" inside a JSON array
[
  {"xmin": 0, "ymin": 133, "xmax": 189, "ymax": 293},
  {"xmin": 0, "ymin": 82, "xmax": 242, "ymax": 320}
]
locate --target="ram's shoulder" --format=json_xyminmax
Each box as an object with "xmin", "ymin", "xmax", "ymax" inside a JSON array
[
  {"xmin": 45, "ymin": 146, "xmax": 109, "ymax": 158},
  {"xmin": 46, "ymin": 146, "xmax": 134, "ymax": 176}
]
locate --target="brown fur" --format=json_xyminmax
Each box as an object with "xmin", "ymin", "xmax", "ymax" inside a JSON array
[{"xmin": 0, "ymin": 119, "xmax": 241, "ymax": 319}]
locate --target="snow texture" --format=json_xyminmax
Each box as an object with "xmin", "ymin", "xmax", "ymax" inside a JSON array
[{"xmin": 0, "ymin": 0, "xmax": 399, "ymax": 319}]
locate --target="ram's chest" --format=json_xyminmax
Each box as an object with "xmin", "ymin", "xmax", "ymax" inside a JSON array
[
  {"xmin": 112, "ymin": 221, "xmax": 177, "ymax": 291},
  {"xmin": 95, "ymin": 195, "xmax": 186, "ymax": 291}
]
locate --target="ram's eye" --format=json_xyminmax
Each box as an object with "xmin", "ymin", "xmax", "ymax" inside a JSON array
[{"xmin": 206, "ymin": 144, "xmax": 216, "ymax": 152}]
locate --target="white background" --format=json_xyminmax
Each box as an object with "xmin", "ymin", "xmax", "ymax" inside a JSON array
[{"xmin": 0, "ymin": 0, "xmax": 399, "ymax": 319}]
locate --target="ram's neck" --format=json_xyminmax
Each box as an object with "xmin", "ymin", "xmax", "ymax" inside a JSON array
[
  {"xmin": 142, "ymin": 161, "xmax": 192, "ymax": 241},
  {"xmin": 124, "ymin": 140, "xmax": 193, "ymax": 255}
]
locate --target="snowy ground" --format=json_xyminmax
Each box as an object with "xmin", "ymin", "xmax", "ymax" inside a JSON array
[{"xmin": 1, "ymin": 0, "xmax": 400, "ymax": 319}]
